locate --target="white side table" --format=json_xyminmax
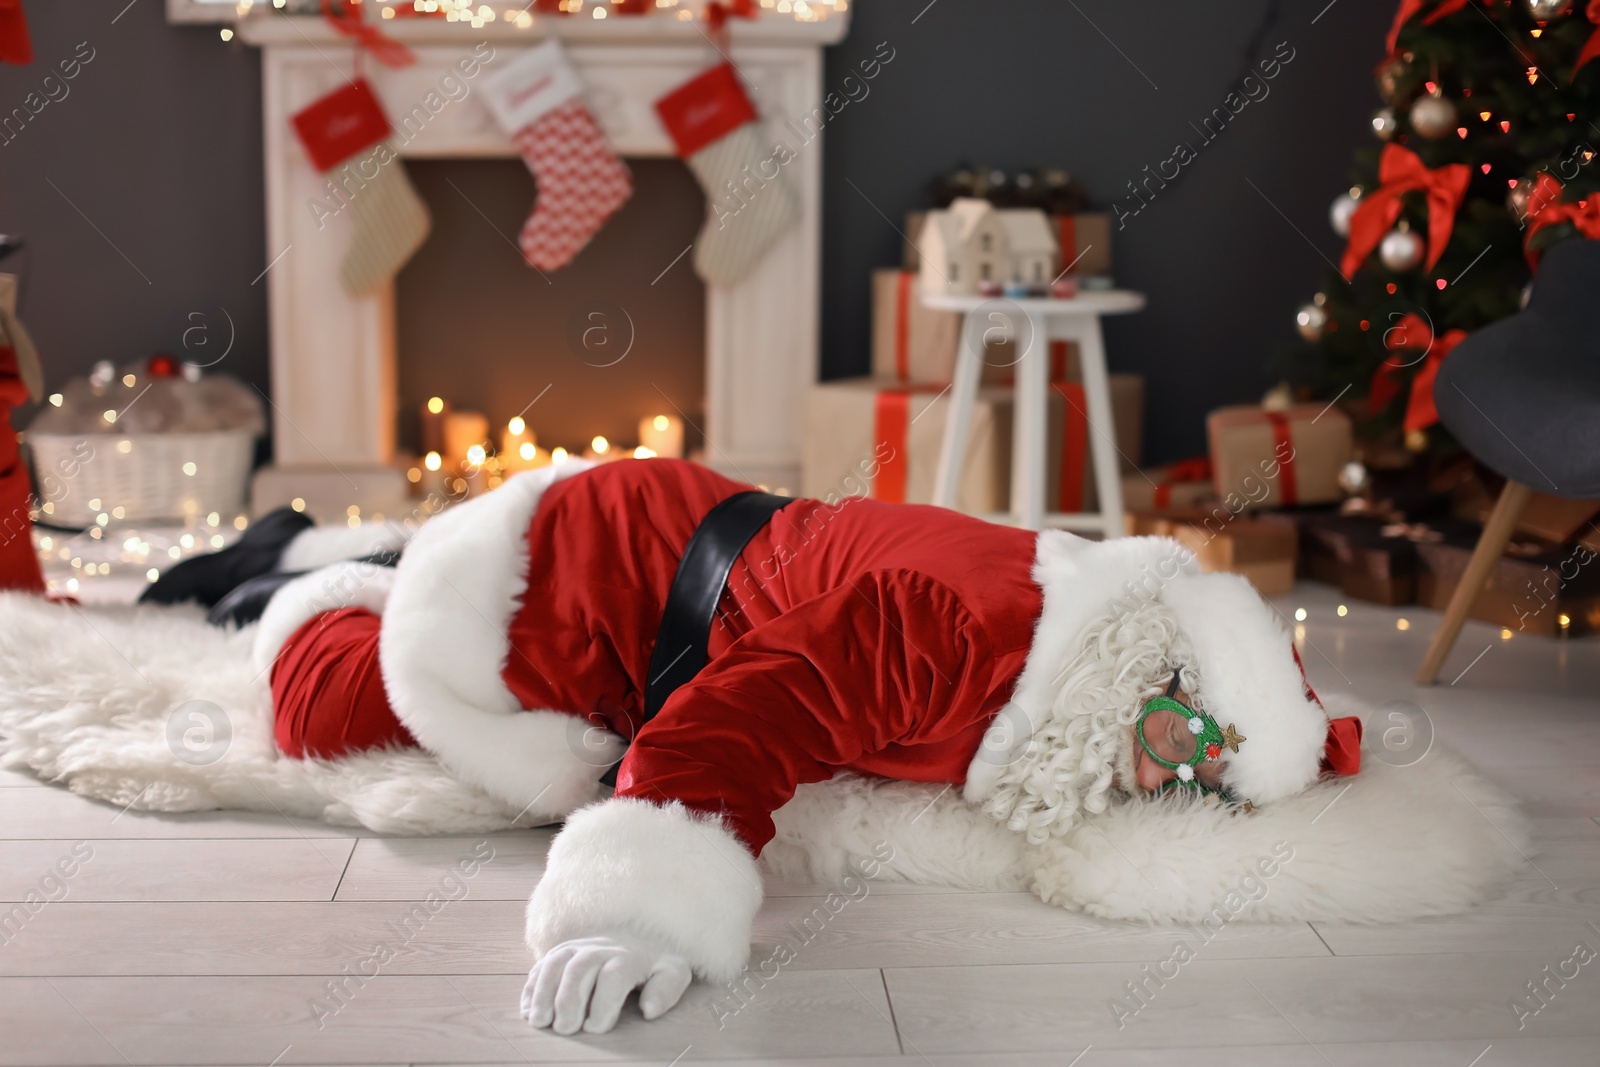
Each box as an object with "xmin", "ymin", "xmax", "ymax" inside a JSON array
[{"xmin": 922, "ymin": 290, "xmax": 1146, "ymax": 535}]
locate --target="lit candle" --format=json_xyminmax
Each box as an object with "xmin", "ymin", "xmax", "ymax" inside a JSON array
[
  {"xmin": 442, "ymin": 410, "xmax": 490, "ymax": 467},
  {"xmin": 638, "ymin": 414, "xmax": 684, "ymax": 459},
  {"xmin": 501, "ymin": 416, "xmax": 536, "ymax": 468},
  {"xmin": 421, "ymin": 396, "xmax": 448, "ymax": 455}
]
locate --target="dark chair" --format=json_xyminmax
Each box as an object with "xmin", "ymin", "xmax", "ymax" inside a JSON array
[{"xmin": 1416, "ymin": 237, "xmax": 1600, "ymax": 684}]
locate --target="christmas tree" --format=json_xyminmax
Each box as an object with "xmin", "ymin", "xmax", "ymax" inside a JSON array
[{"xmin": 1286, "ymin": 0, "xmax": 1600, "ymax": 455}]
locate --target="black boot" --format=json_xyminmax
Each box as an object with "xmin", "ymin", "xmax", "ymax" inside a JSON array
[
  {"xmin": 205, "ymin": 549, "xmax": 403, "ymax": 629},
  {"xmin": 140, "ymin": 506, "xmax": 314, "ymax": 609}
]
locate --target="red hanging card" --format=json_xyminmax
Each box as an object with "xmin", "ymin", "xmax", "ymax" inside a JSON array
[
  {"xmin": 291, "ymin": 79, "xmax": 391, "ymax": 173},
  {"xmin": 0, "ymin": 0, "xmax": 32, "ymax": 67},
  {"xmin": 655, "ymin": 63, "xmax": 757, "ymax": 159}
]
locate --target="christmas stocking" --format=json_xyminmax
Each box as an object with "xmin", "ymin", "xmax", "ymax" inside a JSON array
[
  {"xmin": 655, "ymin": 63, "xmax": 799, "ymax": 286},
  {"xmin": 480, "ymin": 42, "xmax": 632, "ymax": 271},
  {"xmin": 292, "ymin": 79, "xmax": 431, "ymax": 297}
]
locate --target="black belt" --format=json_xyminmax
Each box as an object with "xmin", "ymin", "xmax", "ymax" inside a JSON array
[{"xmin": 599, "ymin": 489, "xmax": 791, "ymax": 787}]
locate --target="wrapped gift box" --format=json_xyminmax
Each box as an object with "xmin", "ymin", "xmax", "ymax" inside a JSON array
[
  {"xmin": 1121, "ymin": 459, "xmax": 1215, "ymax": 513},
  {"xmin": 1416, "ymin": 527, "xmax": 1600, "ymax": 637},
  {"xmin": 803, "ymin": 376, "xmax": 1141, "ymax": 514},
  {"xmin": 871, "ymin": 269, "xmax": 964, "ymax": 384},
  {"xmin": 1206, "ymin": 403, "xmax": 1353, "ymax": 510},
  {"xmin": 1296, "ymin": 514, "xmax": 1424, "ymax": 606},
  {"xmin": 1125, "ymin": 508, "xmax": 1296, "ymax": 597}
]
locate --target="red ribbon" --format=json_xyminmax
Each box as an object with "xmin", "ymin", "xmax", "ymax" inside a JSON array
[
  {"xmin": 1523, "ymin": 171, "xmax": 1600, "ymax": 266},
  {"xmin": 1264, "ymin": 411, "xmax": 1298, "ymax": 506},
  {"xmin": 1153, "ymin": 456, "xmax": 1212, "ymax": 509},
  {"xmin": 1053, "ymin": 382, "xmax": 1089, "ymax": 511},
  {"xmin": 873, "ymin": 390, "xmax": 911, "ymax": 503},
  {"xmin": 322, "ymin": 0, "xmax": 415, "ymax": 70},
  {"xmin": 0, "ymin": 0, "xmax": 31, "ymax": 66},
  {"xmin": 894, "ymin": 272, "xmax": 913, "ymax": 382},
  {"xmin": 1291, "ymin": 646, "xmax": 1362, "ymax": 780},
  {"xmin": 1368, "ymin": 313, "xmax": 1467, "ymax": 432},
  {"xmin": 1578, "ymin": 2, "xmax": 1600, "ymax": 79},
  {"xmin": 1341, "ymin": 143, "xmax": 1471, "ymax": 280},
  {"xmin": 1382, "ymin": 0, "xmax": 1470, "ymax": 63}
]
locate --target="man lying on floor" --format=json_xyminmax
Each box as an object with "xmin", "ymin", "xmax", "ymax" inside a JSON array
[{"xmin": 144, "ymin": 457, "xmax": 1361, "ymax": 1035}]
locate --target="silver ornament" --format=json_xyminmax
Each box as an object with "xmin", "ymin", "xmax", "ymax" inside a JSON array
[
  {"xmin": 1296, "ymin": 302, "xmax": 1328, "ymax": 342},
  {"xmin": 1337, "ymin": 460, "xmax": 1369, "ymax": 497},
  {"xmin": 1372, "ymin": 107, "xmax": 1398, "ymax": 141},
  {"xmin": 1408, "ymin": 93, "xmax": 1456, "ymax": 139},
  {"xmin": 1379, "ymin": 227, "xmax": 1425, "ymax": 271},
  {"xmin": 1525, "ymin": 0, "xmax": 1572, "ymax": 19},
  {"xmin": 1330, "ymin": 190, "xmax": 1361, "ymax": 237},
  {"xmin": 1520, "ymin": 280, "xmax": 1534, "ymax": 309}
]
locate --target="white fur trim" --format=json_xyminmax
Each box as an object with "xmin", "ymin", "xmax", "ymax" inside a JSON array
[
  {"xmin": 279, "ymin": 522, "xmax": 414, "ymax": 573},
  {"xmin": 378, "ymin": 461, "xmax": 626, "ymax": 822},
  {"xmin": 252, "ymin": 561, "xmax": 397, "ymax": 672},
  {"xmin": 527, "ymin": 797, "xmax": 761, "ymax": 983},
  {"xmin": 963, "ymin": 531, "xmax": 1200, "ymax": 802},
  {"xmin": 1160, "ymin": 573, "xmax": 1328, "ymax": 805}
]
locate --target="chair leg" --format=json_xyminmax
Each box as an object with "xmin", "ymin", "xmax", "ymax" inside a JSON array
[{"xmin": 1415, "ymin": 479, "xmax": 1534, "ymax": 685}]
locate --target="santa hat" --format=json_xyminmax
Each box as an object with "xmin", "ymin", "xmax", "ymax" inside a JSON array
[{"xmin": 1160, "ymin": 572, "xmax": 1361, "ymax": 806}]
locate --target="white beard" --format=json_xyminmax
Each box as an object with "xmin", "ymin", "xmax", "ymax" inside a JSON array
[
  {"xmin": 980, "ymin": 598, "xmax": 1197, "ymax": 843},
  {"xmin": 1110, "ymin": 724, "xmax": 1139, "ymax": 799}
]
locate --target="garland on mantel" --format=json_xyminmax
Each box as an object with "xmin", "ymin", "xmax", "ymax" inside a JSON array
[{"xmin": 250, "ymin": 0, "xmax": 847, "ymax": 31}]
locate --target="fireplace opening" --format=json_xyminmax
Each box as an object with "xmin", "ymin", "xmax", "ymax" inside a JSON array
[{"xmin": 395, "ymin": 157, "xmax": 707, "ymax": 460}]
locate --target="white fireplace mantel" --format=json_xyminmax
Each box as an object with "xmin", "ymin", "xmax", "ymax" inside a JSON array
[{"xmin": 239, "ymin": 12, "xmax": 848, "ymax": 517}]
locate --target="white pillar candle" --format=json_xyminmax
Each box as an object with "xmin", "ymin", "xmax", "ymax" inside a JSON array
[
  {"xmin": 442, "ymin": 410, "xmax": 490, "ymax": 468},
  {"xmin": 500, "ymin": 416, "xmax": 537, "ymax": 470},
  {"xmin": 638, "ymin": 414, "xmax": 685, "ymax": 459}
]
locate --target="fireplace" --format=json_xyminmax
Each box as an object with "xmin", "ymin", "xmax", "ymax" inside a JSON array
[{"xmin": 238, "ymin": 11, "xmax": 847, "ymax": 518}]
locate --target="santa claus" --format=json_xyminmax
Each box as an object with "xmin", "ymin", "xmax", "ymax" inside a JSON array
[{"xmin": 146, "ymin": 456, "xmax": 1360, "ymax": 1035}]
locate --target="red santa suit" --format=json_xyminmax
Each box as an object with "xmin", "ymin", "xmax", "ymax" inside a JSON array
[{"xmin": 255, "ymin": 457, "xmax": 1341, "ymax": 986}]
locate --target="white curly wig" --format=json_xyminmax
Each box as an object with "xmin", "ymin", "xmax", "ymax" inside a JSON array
[{"xmin": 981, "ymin": 596, "xmax": 1201, "ymax": 843}]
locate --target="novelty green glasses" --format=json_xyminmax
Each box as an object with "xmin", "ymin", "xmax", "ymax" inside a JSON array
[{"xmin": 1135, "ymin": 672, "xmax": 1245, "ymax": 795}]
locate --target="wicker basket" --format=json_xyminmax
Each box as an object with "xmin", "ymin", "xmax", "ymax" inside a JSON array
[{"xmin": 29, "ymin": 430, "xmax": 255, "ymax": 526}]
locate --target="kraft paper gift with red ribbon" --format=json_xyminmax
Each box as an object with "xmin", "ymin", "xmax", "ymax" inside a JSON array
[
  {"xmin": 802, "ymin": 380, "xmax": 1010, "ymax": 512},
  {"xmin": 870, "ymin": 270, "xmax": 964, "ymax": 384},
  {"xmin": 1206, "ymin": 404, "xmax": 1353, "ymax": 510},
  {"xmin": 1120, "ymin": 457, "xmax": 1215, "ymax": 513},
  {"xmin": 802, "ymin": 376, "xmax": 1143, "ymax": 514},
  {"xmin": 1123, "ymin": 508, "xmax": 1297, "ymax": 598},
  {"xmin": 1053, "ymin": 213, "xmax": 1111, "ymax": 277}
]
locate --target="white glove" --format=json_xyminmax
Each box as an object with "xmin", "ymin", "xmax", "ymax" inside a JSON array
[{"xmin": 520, "ymin": 931, "xmax": 693, "ymax": 1035}]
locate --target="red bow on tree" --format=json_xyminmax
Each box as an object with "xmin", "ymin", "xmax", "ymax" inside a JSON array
[
  {"xmin": 1574, "ymin": 1, "xmax": 1600, "ymax": 80},
  {"xmin": 1368, "ymin": 313, "xmax": 1467, "ymax": 432},
  {"xmin": 1524, "ymin": 171, "xmax": 1600, "ymax": 266},
  {"xmin": 1382, "ymin": 0, "xmax": 1470, "ymax": 63},
  {"xmin": 1340, "ymin": 143, "xmax": 1471, "ymax": 280},
  {"xmin": 322, "ymin": 0, "xmax": 414, "ymax": 69}
]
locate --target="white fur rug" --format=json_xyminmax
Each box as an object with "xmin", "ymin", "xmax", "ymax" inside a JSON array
[{"xmin": 0, "ymin": 592, "xmax": 1531, "ymax": 924}]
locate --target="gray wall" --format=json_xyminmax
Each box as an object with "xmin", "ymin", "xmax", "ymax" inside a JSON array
[
  {"xmin": 2, "ymin": 0, "xmax": 1394, "ymax": 464},
  {"xmin": 0, "ymin": 1, "xmax": 266, "ymax": 442}
]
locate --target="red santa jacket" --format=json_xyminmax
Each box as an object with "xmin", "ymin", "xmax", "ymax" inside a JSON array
[{"xmin": 489, "ymin": 458, "xmax": 1043, "ymax": 854}]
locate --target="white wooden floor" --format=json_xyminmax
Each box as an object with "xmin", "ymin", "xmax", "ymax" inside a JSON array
[{"xmin": 2, "ymin": 582, "xmax": 1597, "ymax": 1066}]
